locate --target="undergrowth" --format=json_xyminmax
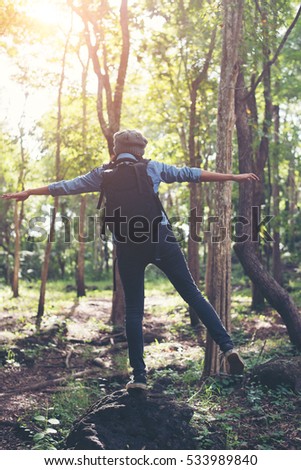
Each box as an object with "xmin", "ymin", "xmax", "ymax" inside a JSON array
[{"xmin": 1, "ymin": 273, "xmax": 301, "ymax": 450}]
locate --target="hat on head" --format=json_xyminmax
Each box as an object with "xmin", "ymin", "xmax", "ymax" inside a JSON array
[{"xmin": 113, "ymin": 129, "xmax": 148, "ymax": 158}]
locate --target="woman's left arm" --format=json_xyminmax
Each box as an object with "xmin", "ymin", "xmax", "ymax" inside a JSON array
[{"xmin": 200, "ymin": 170, "xmax": 259, "ymax": 183}]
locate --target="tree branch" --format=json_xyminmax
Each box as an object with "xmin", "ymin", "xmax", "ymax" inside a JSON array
[
  {"xmin": 191, "ymin": 26, "xmax": 217, "ymax": 92},
  {"xmin": 254, "ymin": 0, "xmax": 263, "ymax": 16},
  {"xmin": 244, "ymin": 4, "xmax": 301, "ymax": 100},
  {"xmin": 113, "ymin": 0, "xmax": 130, "ymax": 131}
]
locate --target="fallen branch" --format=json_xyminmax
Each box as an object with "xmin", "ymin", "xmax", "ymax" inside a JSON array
[
  {"xmin": 65, "ymin": 346, "xmax": 74, "ymax": 368},
  {"xmin": 67, "ymin": 331, "xmax": 126, "ymax": 346},
  {"xmin": 43, "ymin": 386, "xmax": 90, "ymax": 393}
]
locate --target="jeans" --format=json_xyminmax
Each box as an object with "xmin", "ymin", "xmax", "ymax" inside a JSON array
[{"xmin": 116, "ymin": 224, "xmax": 234, "ymax": 377}]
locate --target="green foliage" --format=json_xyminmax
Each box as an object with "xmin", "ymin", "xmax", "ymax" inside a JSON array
[
  {"xmin": 19, "ymin": 379, "xmax": 100, "ymax": 449},
  {"xmin": 0, "ymin": 0, "xmax": 300, "ymax": 298}
]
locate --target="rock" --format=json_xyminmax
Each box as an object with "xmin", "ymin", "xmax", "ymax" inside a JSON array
[
  {"xmin": 248, "ymin": 356, "xmax": 301, "ymax": 392},
  {"xmin": 66, "ymin": 390, "xmax": 197, "ymax": 450}
]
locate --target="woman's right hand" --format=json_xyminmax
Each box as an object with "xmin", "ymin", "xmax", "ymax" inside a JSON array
[{"xmin": 1, "ymin": 190, "xmax": 30, "ymax": 201}]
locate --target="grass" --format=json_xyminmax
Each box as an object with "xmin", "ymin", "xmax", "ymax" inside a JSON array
[
  {"xmin": 1, "ymin": 270, "xmax": 301, "ymax": 450},
  {"xmin": 18, "ymin": 379, "xmax": 102, "ymax": 450}
]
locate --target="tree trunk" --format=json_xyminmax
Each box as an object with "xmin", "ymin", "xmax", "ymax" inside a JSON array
[
  {"xmin": 12, "ymin": 111, "xmax": 27, "ymax": 297},
  {"xmin": 37, "ymin": 201, "xmax": 59, "ymax": 329},
  {"xmin": 110, "ymin": 246, "xmax": 125, "ymax": 327},
  {"xmin": 251, "ymin": 3, "xmax": 275, "ymax": 309},
  {"xmin": 234, "ymin": 68, "xmax": 301, "ymax": 350},
  {"xmin": 72, "ymin": 0, "xmax": 130, "ymax": 327},
  {"xmin": 272, "ymin": 104, "xmax": 282, "ymax": 284},
  {"xmin": 12, "ymin": 201, "xmax": 21, "ymax": 298},
  {"xmin": 76, "ymin": 52, "xmax": 90, "ymax": 298},
  {"xmin": 185, "ymin": 27, "xmax": 216, "ymax": 327},
  {"xmin": 203, "ymin": 0, "xmax": 243, "ymax": 377},
  {"xmin": 188, "ymin": 84, "xmax": 200, "ymax": 327},
  {"xmin": 235, "ymin": 242, "xmax": 301, "ymax": 349},
  {"xmin": 76, "ymin": 195, "xmax": 87, "ymax": 297},
  {"xmin": 287, "ymin": 154, "xmax": 296, "ymax": 251},
  {"xmin": 36, "ymin": 25, "xmax": 72, "ymax": 328},
  {"xmin": 188, "ymin": 184, "xmax": 201, "ymax": 327}
]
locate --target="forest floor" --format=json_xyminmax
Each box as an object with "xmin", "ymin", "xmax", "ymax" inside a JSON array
[{"xmin": 1, "ymin": 274, "xmax": 301, "ymax": 450}]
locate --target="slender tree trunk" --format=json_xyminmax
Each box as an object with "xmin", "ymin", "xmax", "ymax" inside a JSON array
[
  {"xmin": 12, "ymin": 109, "xmax": 27, "ymax": 297},
  {"xmin": 287, "ymin": 155, "xmax": 296, "ymax": 251},
  {"xmin": 12, "ymin": 201, "xmax": 21, "ymax": 297},
  {"xmin": 272, "ymin": 104, "xmax": 282, "ymax": 284},
  {"xmin": 110, "ymin": 247, "xmax": 125, "ymax": 327},
  {"xmin": 188, "ymin": 185, "xmax": 201, "ymax": 326},
  {"xmin": 186, "ymin": 27, "xmax": 216, "ymax": 327},
  {"xmin": 76, "ymin": 53, "xmax": 90, "ymax": 297},
  {"xmin": 203, "ymin": 0, "xmax": 243, "ymax": 377},
  {"xmin": 36, "ymin": 25, "xmax": 72, "ymax": 328},
  {"xmin": 2, "ymin": 216, "xmax": 12, "ymax": 285},
  {"xmin": 71, "ymin": 0, "xmax": 130, "ymax": 326},
  {"xmin": 76, "ymin": 195, "xmax": 87, "ymax": 297},
  {"xmin": 251, "ymin": 2, "xmax": 274, "ymax": 309},
  {"xmin": 188, "ymin": 82, "xmax": 201, "ymax": 327},
  {"xmin": 234, "ymin": 68, "xmax": 301, "ymax": 350},
  {"xmin": 6, "ymin": 250, "xmax": 11, "ymax": 285},
  {"xmin": 37, "ymin": 201, "xmax": 59, "ymax": 328}
]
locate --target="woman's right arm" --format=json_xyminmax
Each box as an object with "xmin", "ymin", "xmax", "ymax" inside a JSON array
[
  {"xmin": 1, "ymin": 166, "xmax": 106, "ymax": 202},
  {"xmin": 1, "ymin": 186, "xmax": 50, "ymax": 201}
]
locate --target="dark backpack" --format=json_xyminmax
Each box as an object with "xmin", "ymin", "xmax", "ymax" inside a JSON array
[{"xmin": 97, "ymin": 159, "xmax": 166, "ymax": 244}]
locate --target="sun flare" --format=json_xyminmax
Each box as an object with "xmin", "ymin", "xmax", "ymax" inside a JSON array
[
  {"xmin": 27, "ymin": 0, "xmax": 67, "ymax": 26},
  {"xmin": 27, "ymin": 0, "xmax": 129, "ymax": 26}
]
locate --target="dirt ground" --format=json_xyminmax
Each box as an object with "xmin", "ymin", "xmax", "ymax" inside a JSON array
[
  {"xmin": 0, "ymin": 294, "xmax": 201, "ymax": 449},
  {"xmin": 0, "ymin": 291, "xmax": 294, "ymax": 450}
]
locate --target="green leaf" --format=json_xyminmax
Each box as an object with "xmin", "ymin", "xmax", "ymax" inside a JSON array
[
  {"xmin": 34, "ymin": 415, "xmax": 46, "ymax": 422},
  {"xmin": 33, "ymin": 432, "xmax": 46, "ymax": 441},
  {"xmin": 48, "ymin": 418, "xmax": 60, "ymax": 426},
  {"xmin": 45, "ymin": 428, "xmax": 57, "ymax": 434}
]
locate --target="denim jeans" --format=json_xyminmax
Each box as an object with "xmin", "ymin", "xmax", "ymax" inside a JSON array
[{"xmin": 116, "ymin": 224, "xmax": 234, "ymax": 377}]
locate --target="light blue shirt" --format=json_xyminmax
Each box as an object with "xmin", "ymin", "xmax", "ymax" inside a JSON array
[
  {"xmin": 48, "ymin": 153, "xmax": 202, "ymax": 196},
  {"xmin": 48, "ymin": 153, "xmax": 202, "ymax": 225}
]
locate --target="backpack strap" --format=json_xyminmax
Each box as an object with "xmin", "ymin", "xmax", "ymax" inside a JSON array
[
  {"xmin": 115, "ymin": 157, "xmax": 138, "ymax": 165},
  {"xmin": 96, "ymin": 160, "xmax": 115, "ymax": 210},
  {"xmin": 96, "ymin": 187, "xmax": 105, "ymax": 210},
  {"xmin": 133, "ymin": 164, "xmax": 143, "ymax": 194}
]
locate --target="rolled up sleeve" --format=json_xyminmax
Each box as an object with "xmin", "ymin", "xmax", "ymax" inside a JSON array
[
  {"xmin": 48, "ymin": 167, "xmax": 104, "ymax": 196},
  {"xmin": 148, "ymin": 161, "xmax": 202, "ymax": 187}
]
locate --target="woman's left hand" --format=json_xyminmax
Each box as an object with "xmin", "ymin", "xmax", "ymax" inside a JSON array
[{"xmin": 233, "ymin": 173, "xmax": 259, "ymax": 182}]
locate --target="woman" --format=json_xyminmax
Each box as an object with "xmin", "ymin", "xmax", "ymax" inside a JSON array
[{"xmin": 2, "ymin": 129, "xmax": 259, "ymax": 391}]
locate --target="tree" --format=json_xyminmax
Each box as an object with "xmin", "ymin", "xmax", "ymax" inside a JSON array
[
  {"xmin": 70, "ymin": 0, "xmax": 130, "ymax": 326},
  {"xmin": 178, "ymin": 2, "xmax": 217, "ymax": 327},
  {"xmin": 36, "ymin": 21, "xmax": 73, "ymax": 328},
  {"xmin": 235, "ymin": 68, "xmax": 301, "ymax": 349},
  {"xmin": 12, "ymin": 107, "xmax": 28, "ymax": 297},
  {"xmin": 203, "ymin": 0, "xmax": 244, "ymax": 376},
  {"xmin": 0, "ymin": 130, "xmax": 21, "ymax": 286},
  {"xmin": 234, "ymin": 1, "xmax": 301, "ymax": 349},
  {"xmin": 76, "ymin": 43, "xmax": 90, "ymax": 298},
  {"xmin": 271, "ymin": 104, "xmax": 282, "ymax": 284}
]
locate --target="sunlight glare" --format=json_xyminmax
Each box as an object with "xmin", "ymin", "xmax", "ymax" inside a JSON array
[
  {"xmin": 27, "ymin": 0, "xmax": 132, "ymax": 26},
  {"xmin": 27, "ymin": 0, "xmax": 66, "ymax": 26}
]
